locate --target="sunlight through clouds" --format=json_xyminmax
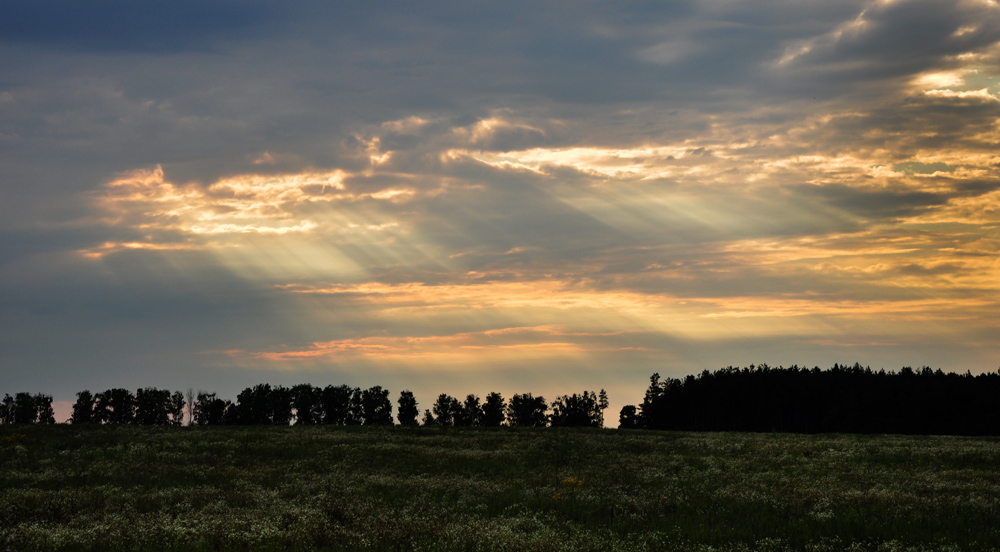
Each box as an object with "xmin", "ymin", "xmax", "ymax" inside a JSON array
[
  {"xmin": 93, "ymin": 166, "xmax": 348, "ymax": 237},
  {"xmin": 86, "ymin": 165, "xmax": 431, "ymax": 250},
  {"xmin": 5, "ymin": 0, "xmax": 1000, "ymax": 406},
  {"xmin": 79, "ymin": 91, "xmax": 1000, "ymax": 377}
]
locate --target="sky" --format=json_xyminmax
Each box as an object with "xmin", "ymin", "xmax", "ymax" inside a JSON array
[{"xmin": 2, "ymin": 0, "xmax": 1000, "ymax": 423}]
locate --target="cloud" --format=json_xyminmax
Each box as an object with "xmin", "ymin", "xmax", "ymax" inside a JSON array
[
  {"xmin": 924, "ymin": 88, "xmax": 1000, "ymax": 101},
  {"xmin": 637, "ymin": 39, "xmax": 697, "ymax": 65},
  {"xmin": 451, "ymin": 116, "xmax": 549, "ymax": 151},
  {"xmin": 4, "ymin": 0, "xmax": 1000, "ymax": 408},
  {"xmin": 86, "ymin": 164, "xmax": 445, "ymax": 246},
  {"xmin": 231, "ymin": 325, "xmax": 628, "ymax": 365},
  {"xmin": 0, "ymin": 0, "xmax": 279, "ymax": 52},
  {"xmin": 791, "ymin": 183, "xmax": 948, "ymax": 219},
  {"xmin": 381, "ymin": 116, "xmax": 433, "ymax": 135},
  {"xmin": 461, "ymin": 145, "xmax": 700, "ymax": 179},
  {"xmin": 770, "ymin": 0, "xmax": 1000, "ymax": 101},
  {"xmin": 91, "ymin": 166, "xmax": 346, "ymax": 240}
]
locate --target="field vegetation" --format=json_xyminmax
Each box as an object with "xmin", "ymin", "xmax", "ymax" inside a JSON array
[{"xmin": 2, "ymin": 425, "xmax": 999, "ymax": 551}]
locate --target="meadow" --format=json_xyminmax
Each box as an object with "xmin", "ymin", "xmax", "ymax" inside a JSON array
[{"xmin": 1, "ymin": 426, "xmax": 999, "ymax": 551}]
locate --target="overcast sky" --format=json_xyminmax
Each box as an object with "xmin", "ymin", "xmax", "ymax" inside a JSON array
[{"xmin": 2, "ymin": 0, "xmax": 999, "ymax": 421}]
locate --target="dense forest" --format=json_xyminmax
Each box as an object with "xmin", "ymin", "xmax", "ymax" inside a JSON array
[
  {"xmin": 4, "ymin": 364, "xmax": 1000, "ymax": 434},
  {"xmin": 620, "ymin": 363, "xmax": 1000, "ymax": 435}
]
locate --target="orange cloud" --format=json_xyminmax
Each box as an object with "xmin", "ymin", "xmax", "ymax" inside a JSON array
[
  {"xmin": 228, "ymin": 325, "xmax": 635, "ymax": 365},
  {"xmin": 696, "ymin": 296, "xmax": 993, "ymax": 320},
  {"xmin": 77, "ymin": 240, "xmax": 202, "ymax": 259},
  {"xmin": 275, "ymin": 280, "xmax": 665, "ymax": 314}
]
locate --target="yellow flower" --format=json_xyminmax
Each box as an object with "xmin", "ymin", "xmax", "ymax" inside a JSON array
[
  {"xmin": 561, "ymin": 477, "xmax": 582, "ymax": 488},
  {"xmin": 555, "ymin": 477, "xmax": 582, "ymax": 500}
]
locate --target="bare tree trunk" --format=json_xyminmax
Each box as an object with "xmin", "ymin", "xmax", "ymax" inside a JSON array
[{"xmin": 186, "ymin": 388, "xmax": 195, "ymax": 426}]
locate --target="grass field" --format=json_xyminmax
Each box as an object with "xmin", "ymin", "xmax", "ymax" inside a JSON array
[{"xmin": 1, "ymin": 426, "xmax": 999, "ymax": 551}]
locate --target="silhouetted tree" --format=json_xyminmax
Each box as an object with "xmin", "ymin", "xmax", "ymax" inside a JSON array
[
  {"xmin": 618, "ymin": 405, "xmax": 640, "ymax": 429},
  {"xmin": 549, "ymin": 390, "xmax": 607, "ymax": 427},
  {"xmin": 133, "ymin": 387, "xmax": 184, "ymax": 426},
  {"xmin": 0, "ymin": 392, "xmax": 55, "ymax": 424},
  {"xmin": 362, "ymin": 386, "xmax": 393, "ymax": 425},
  {"xmin": 507, "ymin": 393, "xmax": 547, "ymax": 427},
  {"xmin": 597, "ymin": 389, "xmax": 609, "ymax": 426},
  {"xmin": 0, "ymin": 394, "xmax": 13, "ymax": 424},
  {"xmin": 291, "ymin": 384, "xmax": 321, "ymax": 425},
  {"xmin": 432, "ymin": 394, "xmax": 459, "ymax": 426},
  {"xmin": 479, "ymin": 392, "xmax": 506, "ymax": 427},
  {"xmin": 92, "ymin": 392, "xmax": 109, "ymax": 423},
  {"xmin": 235, "ymin": 384, "xmax": 272, "ymax": 424},
  {"xmin": 194, "ymin": 392, "xmax": 228, "ymax": 425},
  {"xmin": 269, "ymin": 385, "xmax": 294, "ymax": 425},
  {"xmin": 397, "ymin": 390, "xmax": 419, "ymax": 426},
  {"xmin": 168, "ymin": 391, "xmax": 185, "ymax": 426},
  {"xmin": 71, "ymin": 390, "xmax": 95, "ymax": 424},
  {"xmin": 222, "ymin": 400, "xmax": 240, "ymax": 424},
  {"xmin": 135, "ymin": 388, "xmax": 171, "ymax": 425},
  {"xmin": 449, "ymin": 397, "xmax": 465, "ymax": 424},
  {"xmin": 421, "ymin": 409, "xmax": 435, "ymax": 426},
  {"xmin": 320, "ymin": 384, "xmax": 354, "ymax": 425},
  {"xmin": 456, "ymin": 394, "xmax": 481, "ymax": 426},
  {"xmin": 637, "ymin": 373, "xmax": 666, "ymax": 430},
  {"xmin": 347, "ymin": 388, "xmax": 364, "ymax": 425},
  {"xmin": 35, "ymin": 394, "xmax": 55, "ymax": 424},
  {"xmin": 12, "ymin": 392, "xmax": 37, "ymax": 424},
  {"xmin": 96, "ymin": 388, "xmax": 136, "ymax": 424}
]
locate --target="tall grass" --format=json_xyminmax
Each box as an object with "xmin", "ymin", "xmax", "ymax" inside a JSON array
[{"xmin": 1, "ymin": 426, "xmax": 998, "ymax": 551}]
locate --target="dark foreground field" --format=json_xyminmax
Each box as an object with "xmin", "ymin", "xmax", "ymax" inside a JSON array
[{"xmin": 2, "ymin": 426, "xmax": 999, "ymax": 551}]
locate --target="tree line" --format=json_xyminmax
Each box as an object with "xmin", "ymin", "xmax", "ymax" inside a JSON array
[
  {"xmin": 0, "ymin": 393, "xmax": 55, "ymax": 424},
  {"xmin": 619, "ymin": 364, "xmax": 1000, "ymax": 435},
  {"xmin": 10, "ymin": 363, "xmax": 999, "ymax": 434},
  {"xmin": 0, "ymin": 384, "xmax": 609, "ymax": 428}
]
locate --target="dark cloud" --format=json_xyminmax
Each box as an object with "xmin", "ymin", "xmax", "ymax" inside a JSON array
[
  {"xmin": 791, "ymin": 183, "xmax": 948, "ymax": 219},
  {"xmin": 891, "ymin": 262, "xmax": 965, "ymax": 276},
  {"xmin": 953, "ymin": 179, "xmax": 1000, "ymax": 196},
  {"xmin": 0, "ymin": 0, "xmax": 279, "ymax": 52},
  {"xmin": 771, "ymin": 0, "xmax": 1000, "ymax": 94}
]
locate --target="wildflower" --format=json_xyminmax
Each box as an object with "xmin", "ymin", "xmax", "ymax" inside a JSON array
[
  {"xmin": 561, "ymin": 478, "xmax": 582, "ymax": 488},
  {"xmin": 1, "ymin": 433, "xmax": 27, "ymax": 445},
  {"xmin": 554, "ymin": 477, "xmax": 583, "ymax": 500}
]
